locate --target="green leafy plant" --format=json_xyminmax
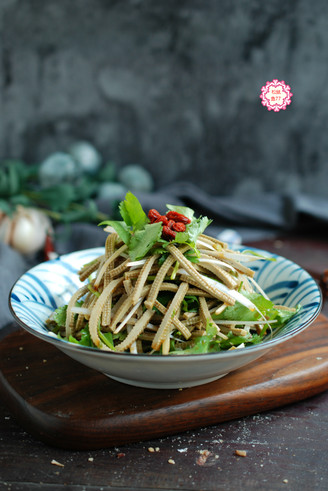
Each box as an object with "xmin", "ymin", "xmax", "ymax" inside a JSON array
[{"xmin": 0, "ymin": 159, "xmax": 118, "ymax": 223}]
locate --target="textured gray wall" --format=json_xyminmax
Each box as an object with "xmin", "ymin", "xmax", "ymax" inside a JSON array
[{"xmin": 1, "ymin": 0, "xmax": 328, "ymax": 197}]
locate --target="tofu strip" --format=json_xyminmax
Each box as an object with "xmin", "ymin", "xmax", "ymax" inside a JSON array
[
  {"xmin": 115, "ymin": 309, "xmax": 155, "ymax": 352},
  {"xmin": 102, "ymin": 233, "xmax": 117, "ymax": 327},
  {"xmin": 168, "ymin": 244, "xmax": 235, "ymax": 305},
  {"xmin": 152, "ymin": 282, "xmax": 189, "ymax": 351},
  {"xmin": 88, "ymin": 277, "xmax": 124, "ymax": 347}
]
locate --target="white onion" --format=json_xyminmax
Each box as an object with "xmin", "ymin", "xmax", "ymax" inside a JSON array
[{"xmin": 0, "ymin": 206, "xmax": 52, "ymax": 255}]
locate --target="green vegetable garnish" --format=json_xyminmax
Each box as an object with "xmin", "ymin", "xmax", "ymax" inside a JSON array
[{"xmin": 99, "ymin": 192, "xmax": 212, "ymax": 261}]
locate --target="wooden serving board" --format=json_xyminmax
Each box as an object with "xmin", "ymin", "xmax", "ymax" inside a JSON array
[{"xmin": 1, "ymin": 315, "xmax": 328, "ymax": 450}]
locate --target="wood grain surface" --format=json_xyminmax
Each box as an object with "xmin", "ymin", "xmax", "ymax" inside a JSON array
[{"xmin": 1, "ymin": 314, "xmax": 327, "ymax": 450}]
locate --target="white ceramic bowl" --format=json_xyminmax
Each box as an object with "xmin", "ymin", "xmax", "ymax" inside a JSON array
[{"xmin": 9, "ymin": 247, "xmax": 322, "ymax": 389}]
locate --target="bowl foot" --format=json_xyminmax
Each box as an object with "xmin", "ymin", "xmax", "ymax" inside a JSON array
[{"xmin": 105, "ymin": 373, "xmax": 229, "ymax": 389}]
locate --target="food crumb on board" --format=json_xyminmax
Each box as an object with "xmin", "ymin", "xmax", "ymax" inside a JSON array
[
  {"xmin": 235, "ymin": 450, "xmax": 247, "ymax": 457},
  {"xmin": 116, "ymin": 452, "xmax": 125, "ymax": 459},
  {"xmin": 283, "ymin": 479, "xmax": 289, "ymax": 484},
  {"xmin": 88, "ymin": 457, "xmax": 94, "ymax": 462},
  {"xmin": 196, "ymin": 449, "xmax": 211, "ymax": 466},
  {"xmin": 168, "ymin": 458, "xmax": 176, "ymax": 465},
  {"xmin": 51, "ymin": 459, "xmax": 64, "ymax": 467},
  {"xmin": 148, "ymin": 446, "xmax": 160, "ymax": 452}
]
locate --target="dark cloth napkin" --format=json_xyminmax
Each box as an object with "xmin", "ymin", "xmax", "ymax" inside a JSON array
[{"xmin": 2, "ymin": 182, "xmax": 328, "ymax": 330}]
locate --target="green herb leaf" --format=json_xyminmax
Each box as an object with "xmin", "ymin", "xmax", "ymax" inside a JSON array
[
  {"xmin": 213, "ymin": 292, "xmax": 273, "ymax": 323},
  {"xmin": 212, "ymin": 291, "xmax": 300, "ymax": 338},
  {"xmin": 219, "ymin": 332, "xmax": 262, "ymax": 350},
  {"xmin": 181, "ymin": 295, "xmax": 199, "ymax": 312},
  {"xmin": 184, "ymin": 250, "xmax": 200, "ymax": 263},
  {"xmin": 186, "ymin": 216, "xmax": 212, "ymax": 244},
  {"xmin": 99, "ymin": 220, "xmax": 131, "ymax": 245},
  {"xmin": 129, "ymin": 222, "xmax": 163, "ymax": 260},
  {"xmin": 119, "ymin": 191, "xmax": 149, "ymax": 231},
  {"xmin": 171, "ymin": 321, "xmax": 218, "ymax": 355},
  {"xmin": 67, "ymin": 325, "xmax": 94, "ymax": 347},
  {"xmin": 99, "ymin": 193, "xmax": 163, "ymax": 260},
  {"xmin": 266, "ymin": 304, "xmax": 301, "ymax": 335},
  {"xmin": 79, "ymin": 326, "xmax": 94, "ymax": 346},
  {"xmin": 33, "ymin": 183, "xmax": 77, "ymax": 212},
  {"xmin": 98, "ymin": 327, "xmax": 115, "ymax": 350},
  {"xmin": 172, "ymin": 232, "xmax": 190, "ymax": 243},
  {"xmin": 68, "ymin": 335, "xmax": 80, "ymax": 344},
  {"xmin": 53, "ymin": 305, "xmax": 68, "ymax": 327}
]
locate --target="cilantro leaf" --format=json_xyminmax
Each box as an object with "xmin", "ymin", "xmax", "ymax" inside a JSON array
[
  {"xmin": 129, "ymin": 222, "xmax": 163, "ymax": 260},
  {"xmin": 269, "ymin": 304, "xmax": 301, "ymax": 332},
  {"xmin": 119, "ymin": 191, "xmax": 149, "ymax": 230},
  {"xmin": 170, "ymin": 321, "xmax": 218, "ymax": 355},
  {"xmin": 53, "ymin": 305, "xmax": 67, "ymax": 327},
  {"xmin": 99, "ymin": 220, "xmax": 130, "ymax": 245},
  {"xmin": 172, "ymin": 232, "xmax": 189, "ymax": 243},
  {"xmin": 186, "ymin": 216, "xmax": 212, "ymax": 244},
  {"xmin": 98, "ymin": 327, "xmax": 115, "ymax": 350},
  {"xmin": 67, "ymin": 325, "xmax": 94, "ymax": 347},
  {"xmin": 212, "ymin": 291, "xmax": 300, "ymax": 338},
  {"xmin": 218, "ymin": 332, "xmax": 262, "ymax": 350},
  {"xmin": 213, "ymin": 292, "xmax": 273, "ymax": 323},
  {"xmin": 99, "ymin": 192, "xmax": 161, "ymax": 260}
]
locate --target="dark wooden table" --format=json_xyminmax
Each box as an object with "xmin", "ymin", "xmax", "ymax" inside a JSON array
[{"xmin": 1, "ymin": 236, "xmax": 327, "ymax": 491}]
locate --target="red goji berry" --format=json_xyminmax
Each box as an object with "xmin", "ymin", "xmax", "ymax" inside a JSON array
[
  {"xmin": 172, "ymin": 222, "xmax": 186, "ymax": 232},
  {"xmin": 155, "ymin": 215, "xmax": 168, "ymax": 226},
  {"xmin": 166, "ymin": 211, "xmax": 191, "ymax": 224},
  {"xmin": 167, "ymin": 219, "xmax": 175, "ymax": 229},
  {"xmin": 148, "ymin": 209, "xmax": 161, "ymax": 222},
  {"xmin": 162, "ymin": 226, "xmax": 176, "ymax": 240}
]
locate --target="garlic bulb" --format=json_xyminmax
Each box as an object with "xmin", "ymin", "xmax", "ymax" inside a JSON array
[{"xmin": 0, "ymin": 207, "xmax": 52, "ymax": 255}]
